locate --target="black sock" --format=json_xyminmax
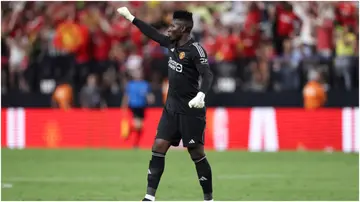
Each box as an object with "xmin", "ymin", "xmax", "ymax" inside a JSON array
[
  {"xmin": 146, "ymin": 151, "xmax": 165, "ymax": 196},
  {"xmin": 194, "ymin": 156, "xmax": 213, "ymax": 200}
]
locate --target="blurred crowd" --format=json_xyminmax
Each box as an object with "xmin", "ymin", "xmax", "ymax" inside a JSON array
[{"xmin": 1, "ymin": 1, "xmax": 359, "ymax": 108}]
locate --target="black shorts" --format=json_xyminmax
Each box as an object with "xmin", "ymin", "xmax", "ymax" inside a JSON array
[
  {"xmin": 156, "ymin": 108, "xmax": 206, "ymax": 147},
  {"xmin": 131, "ymin": 107, "xmax": 145, "ymax": 119}
]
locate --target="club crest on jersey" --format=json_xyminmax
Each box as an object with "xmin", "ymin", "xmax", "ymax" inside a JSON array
[{"xmin": 179, "ymin": 52, "xmax": 185, "ymax": 60}]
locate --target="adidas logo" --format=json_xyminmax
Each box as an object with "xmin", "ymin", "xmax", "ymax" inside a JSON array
[
  {"xmin": 189, "ymin": 139, "xmax": 195, "ymax": 144},
  {"xmin": 199, "ymin": 176, "xmax": 207, "ymax": 181},
  {"xmin": 148, "ymin": 169, "xmax": 151, "ymax": 174}
]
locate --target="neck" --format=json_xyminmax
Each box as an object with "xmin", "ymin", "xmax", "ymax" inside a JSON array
[{"xmin": 177, "ymin": 34, "xmax": 191, "ymax": 47}]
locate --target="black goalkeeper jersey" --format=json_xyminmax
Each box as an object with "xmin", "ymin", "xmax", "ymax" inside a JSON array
[
  {"xmin": 132, "ymin": 18, "xmax": 213, "ymax": 117},
  {"xmin": 165, "ymin": 39, "xmax": 210, "ymax": 116}
]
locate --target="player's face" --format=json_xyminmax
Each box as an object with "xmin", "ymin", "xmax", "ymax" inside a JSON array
[{"xmin": 167, "ymin": 19, "xmax": 184, "ymax": 41}]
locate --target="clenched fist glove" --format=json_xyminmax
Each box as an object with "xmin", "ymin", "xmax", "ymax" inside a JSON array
[
  {"xmin": 117, "ymin": 7, "xmax": 135, "ymax": 22},
  {"xmin": 188, "ymin": 92, "xmax": 205, "ymax": 109}
]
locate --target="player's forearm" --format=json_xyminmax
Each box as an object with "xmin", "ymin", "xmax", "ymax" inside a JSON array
[
  {"xmin": 117, "ymin": 6, "xmax": 170, "ymax": 46},
  {"xmin": 121, "ymin": 94, "xmax": 128, "ymax": 108},
  {"xmin": 132, "ymin": 18, "xmax": 170, "ymax": 46},
  {"xmin": 198, "ymin": 67, "xmax": 214, "ymax": 94}
]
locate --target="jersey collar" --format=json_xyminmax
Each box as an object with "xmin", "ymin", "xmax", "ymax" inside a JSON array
[{"xmin": 176, "ymin": 38, "xmax": 195, "ymax": 47}]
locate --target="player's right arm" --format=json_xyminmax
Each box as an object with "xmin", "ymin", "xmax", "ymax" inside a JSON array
[
  {"xmin": 188, "ymin": 43, "xmax": 214, "ymax": 109},
  {"xmin": 121, "ymin": 83, "xmax": 129, "ymax": 109},
  {"xmin": 117, "ymin": 7, "xmax": 171, "ymax": 47},
  {"xmin": 145, "ymin": 82, "xmax": 155, "ymax": 105}
]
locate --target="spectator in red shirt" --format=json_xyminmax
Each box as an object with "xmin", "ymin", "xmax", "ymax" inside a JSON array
[
  {"xmin": 74, "ymin": 11, "xmax": 91, "ymax": 88},
  {"xmin": 276, "ymin": 3, "xmax": 300, "ymax": 37},
  {"xmin": 214, "ymin": 27, "xmax": 240, "ymax": 62},
  {"xmin": 202, "ymin": 32, "xmax": 217, "ymax": 63},
  {"xmin": 110, "ymin": 15, "xmax": 131, "ymax": 44},
  {"xmin": 316, "ymin": 2, "xmax": 335, "ymax": 59},
  {"xmin": 92, "ymin": 27, "xmax": 112, "ymax": 74},
  {"xmin": 239, "ymin": 3, "xmax": 262, "ymax": 59},
  {"xmin": 90, "ymin": 8, "xmax": 113, "ymax": 76},
  {"xmin": 273, "ymin": 2, "xmax": 301, "ymax": 55},
  {"xmin": 214, "ymin": 27, "xmax": 239, "ymax": 84},
  {"xmin": 336, "ymin": 2, "xmax": 358, "ymax": 32},
  {"xmin": 243, "ymin": 3, "xmax": 261, "ymax": 32},
  {"xmin": 240, "ymin": 26, "xmax": 260, "ymax": 59},
  {"xmin": 130, "ymin": 25, "xmax": 145, "ymax": 56}
]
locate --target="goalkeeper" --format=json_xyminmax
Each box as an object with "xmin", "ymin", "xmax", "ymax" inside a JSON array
[{"xmin": 117, "ymin": 7, "xmax": 214, "ymax": 202}]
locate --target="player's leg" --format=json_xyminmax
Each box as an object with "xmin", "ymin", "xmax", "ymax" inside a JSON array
[
  {"xmin": 187, "ymin": 145, "xmax": 213, "ymax": 201},
  {"xmin": 123, "ymin": 108, "xmax": 135, "ymax": 140},
  {"xmin": 143, "ymin": 109, "xmax": 180, "ymax": 201},
  {"xmin": 133, "ymin": 108, "xmax": 145, "ymax": 148},
  {"xmin": 126, "ymin": 108, "xmax": 143, "ymax": 142},
  {"xmin": 133, "ymin": 117, "xmax": 143, "ymax": 148},
  {"xmin": 143, "ymin": 138, "xmax": 171, "ymax": 201},
  {"xmin": 180, "ymin": 115, "xmax": 213, "ymax": 201}
]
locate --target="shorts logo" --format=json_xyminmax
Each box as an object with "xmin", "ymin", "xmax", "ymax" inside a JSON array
[{"xmin": 179, "ymin": 52, "xmax": 185, "ymax": 60}]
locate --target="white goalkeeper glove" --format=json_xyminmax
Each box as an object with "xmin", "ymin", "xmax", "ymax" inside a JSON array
[
  {"xmin": 117, "ymin": 7, "xmax": 135, "ymax": 22},
  {"xmin": 188, "ymin": 92, "xmax": 205, "ymax": 109}
]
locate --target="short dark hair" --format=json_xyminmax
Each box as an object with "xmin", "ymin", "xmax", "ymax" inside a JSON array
[
  {"xmin": 173, "ymin": 10, "xmax": 193, "ymax": 21},
  {"xmin": 173, "ymin": 10, "xmax": 193, "ymax": 33}
]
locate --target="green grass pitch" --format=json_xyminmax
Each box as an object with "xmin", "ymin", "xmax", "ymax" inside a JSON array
[{"xmin": 1, "ymin": 149, "xmax": 359, "ymax": 201}]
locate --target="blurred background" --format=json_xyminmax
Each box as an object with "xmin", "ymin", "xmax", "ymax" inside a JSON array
[
  {"xmin": 1, "ymin": 1, "xmax": 358, "ymax": 108},
  {"xmin": 1, "ymin": 1, "xmax": 359, "ymax": 201}
]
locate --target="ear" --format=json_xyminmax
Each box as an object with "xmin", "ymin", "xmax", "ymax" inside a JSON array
[{"xmin": 181, "ymin": 25, "xmax": 187, "ymax": 33}]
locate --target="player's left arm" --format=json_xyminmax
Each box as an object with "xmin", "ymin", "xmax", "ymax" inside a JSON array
[
  {"xmin": 121, "ymin": 84, "xmax": 129, "ymax": 109},
  {"xmin": 192, "ymin": 43, "xmax": 214, "ymax": 94},
  {"xmin": 188, "ymin": 43, "xmax": 214, "ymax": 109},
  {"xmin": 146, "ymin": 82, "xmax": 155, "ymax": 105}
]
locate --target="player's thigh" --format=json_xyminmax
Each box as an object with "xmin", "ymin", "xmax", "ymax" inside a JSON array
[
  {"xmin": 131, "ymin": 108, "xmax": 145, "ymax": 119},
  {"xmin": 179, "ymin": 115, "xmax": 206, "ymax": 148},
  {"xmin": 131, "ymin": 108, "xmax": 145, "ymax": 129},
  {"xmin": 133, "ymin": 118, "xmax": 143, "ymax": 129},
  {"xmin": 156, "ymin": 109, "xmax": 181, "ymax": 147}
]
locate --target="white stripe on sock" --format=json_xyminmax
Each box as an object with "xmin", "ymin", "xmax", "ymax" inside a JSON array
[
  {"xmin": 195, "ymin": 156, "xmax": 206, "ymax": 163},
  {"xmin": 152, "ymin": 152, "xmax": 165, "ymax": 158},
  {"xmin": 145, "ymin": 194, "xmax": 155, "ymax": 201}
]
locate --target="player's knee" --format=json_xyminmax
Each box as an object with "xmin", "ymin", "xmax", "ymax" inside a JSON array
[
  {"xmin": 133, "ymin": 118, "xmax": 143, "ymax": 130},
  {"xmin": 187, "ymin": 145, "xmax": 205, "ymax": 161},
  {"xmin": 152, "ymin": 139, "xmax": 171, "ymax": 154}
]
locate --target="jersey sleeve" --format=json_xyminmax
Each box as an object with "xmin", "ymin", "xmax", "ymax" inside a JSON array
[
  {"xmin": 191, "ymin": 42, "xmax": 209, "ymax": 67},
  {"xmin": 132, "ymin": 18, "xmax": 171, "ymax": 47},
  {"xmin": 191, "ymin": 43, "xmax": 214, "ymax": 94}
]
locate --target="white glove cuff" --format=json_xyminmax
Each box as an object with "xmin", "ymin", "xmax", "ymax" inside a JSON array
[{"xmin": 127, "ymin": 15, "xmax": 135, "ymax": 22}]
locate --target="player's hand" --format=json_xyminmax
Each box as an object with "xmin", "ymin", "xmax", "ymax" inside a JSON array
[
  {"xmin": 188, "ymin": 92, "xmax": 205, "ymax": 109},
  {"xmin": 147, "ymin": 93, "xmax": 155, "ymax": 105},
  {"xmin": 116, "ymin": 7, "xmax": 135, "ymax": 22}
]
